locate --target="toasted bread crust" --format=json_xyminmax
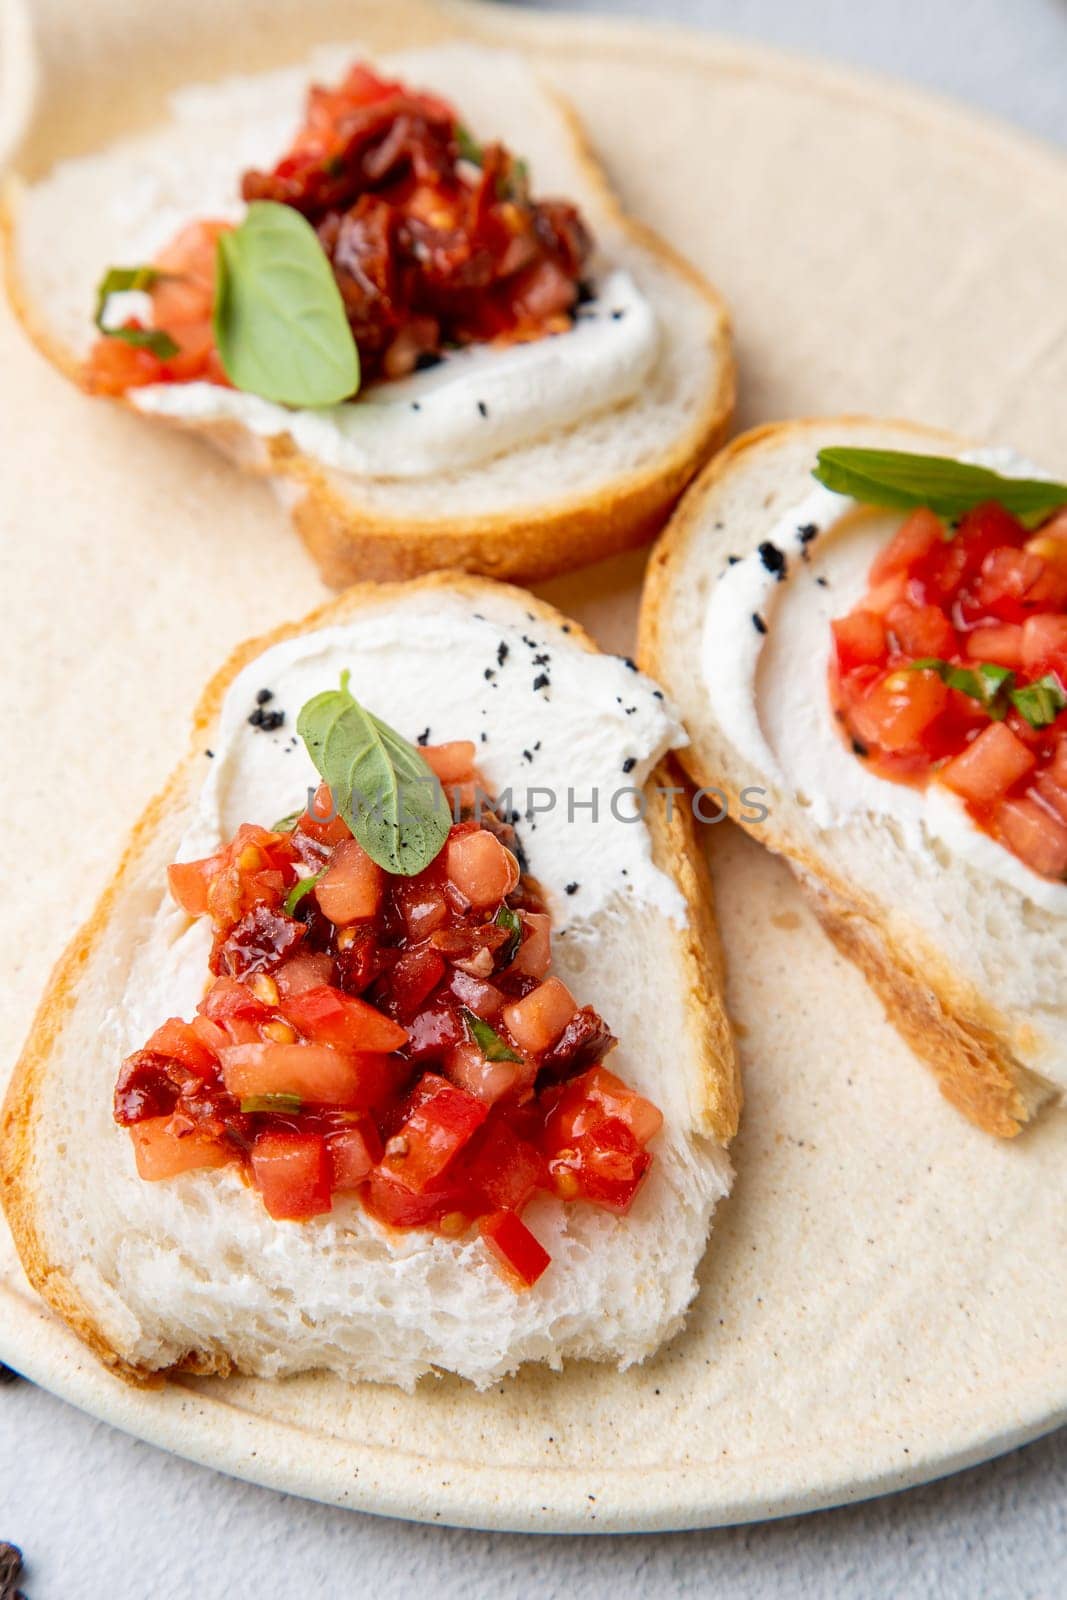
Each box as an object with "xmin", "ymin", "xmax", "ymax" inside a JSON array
[
  {"xmin": 638, "ymin": 417, "xmax": 1056, "ymax": 1138},
  {"xmin": 0, "ymin": 83, "xmax": 734, "ymax": 587},
  {"xmin": 1, "ymin": 574, "xmax": 739, "ymax": 1383}
]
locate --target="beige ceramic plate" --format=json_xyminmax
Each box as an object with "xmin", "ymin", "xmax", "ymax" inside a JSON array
[{"xmin": 0, "ymin": 0, "xmax": 1064, "ymax": 1534}]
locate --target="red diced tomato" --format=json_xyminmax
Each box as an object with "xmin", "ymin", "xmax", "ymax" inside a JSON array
[
  {"xmin": 362, "ymin": 1169, "xmax": 462, "ymax": 1229},
  {"xmin": 939, "ymin": 722, "xmax": 1037, "ymax": 808},
  {"xmin": 543, "ymin": 1065, "xmax": 663, "ymax": 1153},
  {"xmin": 964, "ymin": 624, "xmax": 1023, "ymax": 669},
  {"xmin": 975, "ymin": 547, "xmax": 1062, "ymax": 622},
  {"xmin": 395, "ymin": 875, "xmax": 449, "ymax": 939},
  {"xmin": 219, "ymin": 1041, "xmax": 398, "ymax": 1106},
  {"xmin": 995, "ymin": 797, "xmax": 1067, "ymax": 879},
  {"xmin": 464, "ymin": 1122, "xmax": 545, "ymax": 1211},
  {"xmin": 502, "ymin": 977, "xmax": 577, "ymax": 1054},
  {"xmin": 130, "ymin": 1118, "xmax": 233, "ymax": 1181},
  {"xmin": 549, "ymin": 1117, "xmax": 651, "ymax": 1214},
  {"xmin": 388, "ymin": 947, "xmax": 447, "ymax": 1019},
  {"xmin": 848, "ymin": 669, "xmax": 950, "ymax": 753},
  {"xmin": 869, "ymin": 508, "xmax": 944, "ymax": 585},
  {"xmin": 298, "ymin": 782, "xmax": 351, "ymax": 846},
  {"xmin": 831, "ymin": 611, "xmax": 887, "ymax": 672},
  {"xmin": 275, "ymin": 952, "xmax": 336, "ymax": 997},
  {"xmin": 326, "ymin": 1121, "xmax": 383, "ymax": 1190},
  {"xmin": 444, "ymin": 1042, "xmax": 523, "ymax": 1105},
  {"xmin": 1033, "ymin": 770, "xmax": 1067, "ymax": 828},
  {"xmin": 479, "ymin": 1209, "xmax": 551, "ymax": 1288},
  {"xmin": 403, "ymin": 1001, "xmax": 465, "ymax": 1062},
  {"xmin": 445, "ymin": 828, "xmax": 519, "ymax": 909},
  {"xmin": 280, "ymin": 986, "xmax": 408, "ymax": 1053},
  {"xmin": 315, "ymin": 838, "xmax": 384, "ymax": 923},
  {"xmin": 448, "ymin": 970, "xmax": 504, "ymax": 1019},
  {"xmin": 382, "ymin": 1075, "xmax": 489, "ymax": 1193},
  {"xmin": 251, "ymin": 1129, "xmax": 332, "ymax": 1220},
  {"xmin": 168, "ymin": 853, "xmax": 226, "ymax": 916},
  {"xmin": 505, "ymin": 912, "xmax": 552, "ymax": 980},
  {"xmin": 143, "ymin": 1017, "xmax": 217, "ymax": 1076},
  {"xmin": 885, "ymin": 601, "xmax": 957, "ymax": 660},
  {"xmin": 1021, "ymin": 614, "xmax": 1067, "ymax": 678},
  {"xmin": 198, "ymin": 976, "xmax": 269, "ymax": 1026}
]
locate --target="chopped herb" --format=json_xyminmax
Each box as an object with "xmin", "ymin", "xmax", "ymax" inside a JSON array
[
  {"xmin": 240, "ymin": 1093, "xmax": 303, "ymax": 1115},
  {"xmin": 1010, "ymin": 674, "xmax": 1067, "ymax": 728},
  {"xmin": 283, "ymin": 868, "xmax": 325, "ymax": 917},
  {"xmin": 462, "ymin": 1008, "xmax": 523, "ymax": 1062},
  {"xmin": 495, "ymin": 904, "xmax": 522, "ymax": 962},
  {"xmin": 271, "ymin": 808, "xmax": 302, "ymax": 832},
  {"xmin": 909, "ymin": 658, "xmax": 1014, "ymax": 717},
  {"xmin": 93, "ymin": 264, "xmax": 180, "ymax": 358}
]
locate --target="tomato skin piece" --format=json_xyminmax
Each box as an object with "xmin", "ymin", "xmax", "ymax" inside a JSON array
[
  {"xmin": 995, "ymin": 797, "xmax": 1067, "ymax": 879},
  {"xmin": 251, "ymin": 1129, "xmax": 332, "ymax": 1221},
  {"xmin": 548, "ymin": 1117, "xmax": 652, "ymax": 1214},
  {"xmin": 419, "ymin": 741, "xmax": 477, "ymax": 783},
  {"xmin": 298, "ymin": 783, "xmax": 351, "ymax": 846},
  {"xmin": 382, "ymin": 1076, "xmax": 489, "ymax": 1193},
  {"xmin": 502, "ymin": 976, "xmax": 578, "ymax": 1055},
  {"xmin": 388, "ymin": 947, "xmax": 448, "ymax": 1019},
  {"xmin": 362, "ymin": 1169, "xmax": 465, "ymax": 1229},
  {"xmin": 463, "ymin": 1122, "xmax": 546, "ymax": 1211},
  {"xmin": 143, "ymin": 1017, "xmax": 217, "ymax": 1076},
  {"xmin": 831, "ymin": 611, "xmax": 887, "ymax": 672},
  {"xmin": 445, "ymin": 829, "xmax": 519, "ymax": 909},
  {"xmin": 168, "ymin": 853, "xmax": 226, "ymax": 916},
  {"xmin": 130, "ymin": 1118, "xmax": 233, "ymax": 1181},
  {"xmin": 543, "ymin": 1065, "xmax": 663, "ymax": 1153},
  {"xmin": 275, "ymin": 952, "xmax": 336, "ymax": 998},
  {"xmin": 940, "ymin": 722, "xmax": 1037, "ymax": 808},
  {"xmin": 479, "ymin": 1209, "xmax": 551, "ymax": 1289},
  {"xmin": 885, "ymin": 601, "xmax": 957, "ymax": 661},
  {"xmin": 280, "ymin": 985, "xmax": 408, "ymax": 1053}
]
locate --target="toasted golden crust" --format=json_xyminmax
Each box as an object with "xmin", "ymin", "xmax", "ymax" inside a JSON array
[
  {"xmin": 0, "ymin": 83, "xmax": 735, "ymax": 588},
  {"xmin": 637, "ymin": 417, "xmax": 1053, "ymax": 1139},
  {"xmin": 1, "ymin": 573, "xmax": 739, "ymax": 1383}
]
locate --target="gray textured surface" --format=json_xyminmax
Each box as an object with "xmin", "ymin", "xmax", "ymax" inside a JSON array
[{"xmin": 2, "ymin": 2, "xmax": 1066, "ymax": 1595}]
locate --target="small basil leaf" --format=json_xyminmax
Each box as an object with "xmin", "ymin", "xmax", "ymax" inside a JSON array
[
  {"xmin": 283, "ymin": 868, "xmax": 325, "ymax": 917},
  {"xmin": 94, "ymin": 265, "xmax": 180, "ymax": 359},
  {"xmin": 1010, "ymin": 674, "xmax": 1067, "ymax": 729},
  {"xmin": 494, "ymin": 905, "xmax": 522, "ymax": 963},
  {"xmin": 271, "ymin": 809, "xmax": 302, "ymax": 833},
  {"xmin": 813, "ymin": 449, "xmax": 1067, "ymax": 529},
  {"xmin": 908, "ymin": 658, "xmax": 1014, "ymax": 718},
  {"xmin": 455, "ymin": 124, "xmax": 484, "ymax": 165},
  {"xmin": 240, "ymin": 1093, "xmax": 303, "ymax": 1115},
  {"xmin": 462, "ymin": 1008, "xmax": 523, "ymax": 1063},
  {"xmin": 296, "ymin": 672, "xmax": 450, "ymax": 877},
  {"xmin": 213, "ymin": 201, "xmax": 360, "ymax": 407}
]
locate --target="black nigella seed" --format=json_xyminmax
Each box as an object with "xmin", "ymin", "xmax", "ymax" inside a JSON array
[
  {"xmin": 622, "ymin": 757, "xmax": 637, "ymax": 774},
  {"xmin": 816, "ymin": 575, "xmax": 830, "ymax": 588},
  {"xmin": 610, "ymin": 308, "xmax": 625, "ymax": 320},
  {"xmin": 798, "ymin": 523, "xmax": 818, "ymax": 545},
  {"xmin": 653, "ymin": 689, "xmax": 664, "ymax": 700},
  {"xmin": 484, "ymin": 667, "xmax": 495, "ymax": 681},
  {"xmin": 523, "ymin": 750, "xmax": 533, "ymax": 763},
  {"xmin": 565, "ymin": 882, "xmax": 579, "ymax": 895},
  {"xmin": 477, "ymin": 400, "xmax": 489, "ymax": 418},
  {"xmin": 497, "ymin": 641, "xmax": 509, "ymax": 666},
  {"xmin": 256, "ymin": 688, "xmax": 273, "ymax": 705},
  {"xmin": 623, "ymin": 656, "xmax": 637, "ymax": 672},
  {"xmin": 480, "ymin": 731, "xmax": 488, "ymax": 743},
  {"xmin": 260, "ymin": 710, "xmax": 285, "ymax": 731},
  {"xmin": 758, "ymin": 540, "xmax": 787, "ymax": 581},
  {"xmin": 248, "ymin": 707, "xmax": 264, "ymax": 727},
  {"xmin": 533, "ymin": 673, "xmax": 550, "ymax": 691},
  {"xmin": 205, "ymin": 749, "xmax": 214, "ymax": 759},
  {"xmin": 752, "ymin": 613, "xmax": 768, "ymax": 635},
  {"xmin": 727, "ymin": 555, "xmax": 741, "ymax": 566},
  {"xmin": 411, "ymin": 401, "xmax": 421, "ymax": 411},
  {"xmin": 417, "ymin": 728, "xmax": 431, "ymax": 746}
]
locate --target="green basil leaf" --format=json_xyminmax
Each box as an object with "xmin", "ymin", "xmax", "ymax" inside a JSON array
[
  {"xmin": 813, "ymin": 448, "xmax": 1067, "ymax": 529},
  {"xmin": 213, "ymin": 202, "xmax": 360, "ymax": 407},
  {"xmin": 461, "ymin": 1008, "xmax": 523, "ymax": 1063},
  {"xmin": 94, "ymin": 265, "xmax": 180, "ymax": 359},
  {"xmin": 296, "ymin": 672, "xmax": 450, "ymax": 876},
  {"xmin": 908, "ymin": 657, "xmax": 1014, "ymax": 718},
  {"xmin": 239, "ymin": 1093, "xmax": 303, "ymax": 1115},
  {"xmin": 271, "ymin": 809, "xmax": 302, "ymax": 833},
  {"xmin": 494, "ymin": 904, "xmax": 522, "ymax": 963},
  {"xmin": 283, "ymin": 868, "xmax": 325, "ymax": 917},
  {"xmin": 1010, "ymin": 674, "xmax": 1067, "ymax": 729},
  {"xmin": 455, "ymin": 124, "xmax": 484, "ymax": 165}
]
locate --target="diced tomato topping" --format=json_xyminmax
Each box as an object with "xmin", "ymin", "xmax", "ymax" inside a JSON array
[
  {"xmin": 280, "ymin": 986, "xmax": 408, "ymax": 1053},
  {"xmin": 117, "ymin": 727, "xmax": 661, "ymax": 1289},
  {"xmin": 130, "ymin": 1117, "xmax": 234, "ymax": 1181},
  {"xmin": 479, "ymin": 1210, "xmax": 551, "ymax": 1289},
  {"xmin": 445, "ymin": 828, "xmax": 519, "ymax": 909},
  {"xmin": 832, "ymin": 496, "xmax": 1067, "ymax": 881},
  {"xmin": 420, "ymin": 741, "xmax": 477, "ymax": 783},
  {"xmin": 939, "ymin": 723, "xmax": 1037, "ymax": 809},
  {"xmin": 502, "ymin": 977, "xmax": 577, "ymax": 1054},
  {"xmin": 251, "ymin": 1129, "xmax": 332, "ymax": 1221},
  {"xmin": 315, "ymin": 837, "xmax": 384, "ymax": 923}
]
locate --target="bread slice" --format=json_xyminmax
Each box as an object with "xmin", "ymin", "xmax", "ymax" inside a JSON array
[
  {"xmin": 2, "ymin": 42, "xmax": 733, "ymax": 588},
  {"xmin": 1, "ymin": 575, "xmax": 739, "ymax": 1389},
  {"xmin": 639, "ymin": 417, "xmax": 1065, "ymax": 1138}
]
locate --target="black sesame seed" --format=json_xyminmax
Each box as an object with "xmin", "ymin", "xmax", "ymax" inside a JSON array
[
  {"xmin": 565, "ymin": 882, "xmax": 579, "ymax": 895},
  {"xmin": 205, "ymin": 749, "xmax": 214, "ymax": 759},
  {"xmin": 480, "ymin": 731, "xmax": 488, "ymax": 743},
  {"xmin": 417, "ymin": 728, "xmax": 431, "ymax": 746},
  {"xmin": 610, "ymin": 308, "xmax": 626, "ymax": 320},
  {"xmin": 532, "ymin": 673, "xmax": 550, "ymax": 691},
  {"xmin": 411, "ymin": 401, "xmax": 421, "ymax": 411},
  {"xmin": 726, "ymin": 555, "xmax": 741, "ymax": 566},
  {"xmin": 533, "ymin": 652, "xmax": 550, "ymax": 666},
  {"xmin": 523, "ymin": 749, "xmax": 533, "ymax": 763},
  {"xmin": 561, "ymin": 624, "xmax": 572, "ymax": 634},
  {"xmin": 260, "ymin": 710, "xmax": 285, "ymax": 731},
  {"xmin": 798, "ymin": 523, "xmax": 818, "ymax": 545},
  {"xmin": 484, "ymin": 668, "xmax": 495, "ymax": 681},
  {"xmin": 248, "ymin": 707, "xmax": 265, "ymax": 727},
  {"xmin": 622, "ymin": 757, "xmax": 637, "ymax": 774},
  {"xmin": 497, "ymin": 641, "xmax": 509, "ymax": 666},
  {"xmin": 623, "ymin": 656, "xmax": 637, "ymax": 672},
  {"xmin": 816, "ymin": 575, "xmax": 830, "ymax": 589},
  {"xmin": 477, "ymin": 400, "xmax": 489, "ymax": 419},
  {"xmin": 752, "ymin": 613, "xmax": 768, "ymax": 635},
  {"xmin": 758, "ymin": 540, "xmax": 787, "ymax": 581},
  {"xmin": 256, "ymin": 688, "xmax": 273, "ymax": 705},
  {"xmin": 652, "ymin": 689, "xmax": 664, "ymax": 700}
]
